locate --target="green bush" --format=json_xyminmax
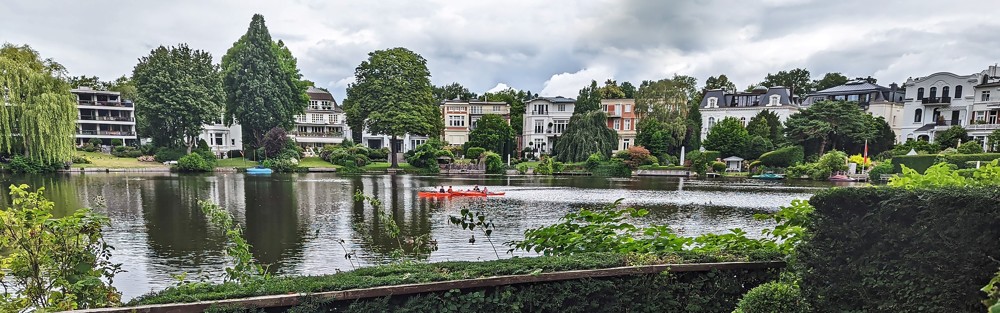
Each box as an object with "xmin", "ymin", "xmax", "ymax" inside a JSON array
[
  {"xmin": 534, "ymin": 157, "xmax": 554, "ymax": 175},
  {"xmin": 110, "ymin": 139, "xmax": 123, "ymax": 147},
  {"xmin": 937, "ymin": 153, "xmax": 1000, "ymax": 169},
  {"xmin": 710, "ymin": 161, "xmax": 726, "ymax": 173},
  {"xmin": 6, "ymin": 155, "xmax": 64, "ymax": 173},
  {"xmin": 88, "ymin": 138, "xmax": 103, "ymax": 147},
  {"xmin": 405, "ymin": 140, "xmax": 447, "ymax": 169},
  {"xmin": 176, "ymin": 153, "xmax": 213, "ymax": 172},
  {"xmin": 585, "ymin": 153, "xmax": 602, "ymax": 170},
  {"xmin": 958, "ymin": 141, "xmax": 985, "ymax": 154},
  {"xmin": 155, "ymin": 147, "xmax": 187, "ymax": 162},
  {"xmin": 72, "ymin": 155, "xmax": 92, "ymax": 164},
  {"xmin": 261, "ymin": 158, "xmax": 298, "ymax": 173},
  {"xmin": 734, "ymin": 282, "xmax": 809, "ymax": 313},
  {"xmin": 811, "ymin": 150, "xmax": 847, "ymax": 180},
  {"xmin": 784, "ymin": 162, "xmax": 813, "ymax": 179},
  {"xmin": 868, "ymin": 161, "xmax": 893, "ymax": 182},
  {"xmin": 798, "ymin": 187, "xmax": 1000, "ymax": 312},
  {"xmin": 757, "ymin": 146, "xmax": 804, "ymax": 168},
  {"xmin": 892, "ymin": 154, "xmax": 938, "ymax": 173},
  {"xmin": 322, "ymin": 144, "xmax": 370, "ymax": 167},
  {"xmin": 892, "ymin": 139, "xmax": 941, "ymax": 155},
  {"xmin": 591, "ymin": 158, "xmax": 631, "ymax": 177},
  {"xmin": 367, "ymin": 147, "xmax": 389, "ymax": 161},
  {"xmin": 482, "ymin": 152, "xmax": 504, "ymax": 174},
  {"xmin": 702, "ymin": 150, "xmax": 721, "ymax": 162},
  {"xmin": 129, "ymin": 252, "xmax": 781, "ymax": 313},
  {"xmin": 515, "ymin": 163, "xmax": 529, "ymax": 175},
  {"xmin": 465, "ymin": 147, "xmax": 486, "ymax": 160}
]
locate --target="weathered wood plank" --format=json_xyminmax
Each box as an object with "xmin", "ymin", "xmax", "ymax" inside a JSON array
[{"xmin": 71, "ymin": 261, "xmax": 784, "ymax": 313}]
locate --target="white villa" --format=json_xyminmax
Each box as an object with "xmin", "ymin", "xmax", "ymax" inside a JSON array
[
  {"xmin": 199, "ymin": 117, "xmax": 242, "ymax": 158},
  {"xmin": 901, "ymin": 65, "xmax": 1000, "ymax": 149},
  {"xmin": 521, "ymin": 96, "xmax": 575, "ymax": 156},
  {"xmin": 700, "ymin": 86, "xmax": 799, "ymax": 140},
  {"xmin": 290, "ymin": 87, "xmax": 348, "ymax": 155}
]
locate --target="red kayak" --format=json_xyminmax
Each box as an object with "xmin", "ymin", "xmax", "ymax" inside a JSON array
[
  {"xmin": 417, "ymin": 192, "xmax": 453, "ymax": 198},
  {"xmin": 417, "ymin": 191, "xmax": 505, "ymax": 198}
]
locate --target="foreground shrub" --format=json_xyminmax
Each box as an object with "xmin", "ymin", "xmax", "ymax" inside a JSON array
[
  {"xmin": 176, "ymin": 153, "xmax": 213, "ymax": 172},
  {"xmin": 262, "ymin": 158, "xmax": 299, "ymax": 172},
  {"xmin": 799, "ymin": 187, "xmax": 1000, "ymax": 311},
  {"xmin": 733, "ymin": 282, "xmax": 809, "ymax": 313},
  {"xmin": 154, "ymin": 147, "xmax": 186, "ymax": 162},
  {"xmin": 867, "ymin": 160, "xmax": 893, "ymax": 182},
  {"xmin": 711, "ymin": 161, "xmax": 726, "ymax": 173},
  {"xmin": 483, "ymin": 151, "xmax": 504, "ymax": 174},
  {"xmin": 959, "ymin": 140, "xmax": 985, "ymax": 154},
  {"xmin": 72, "ymin": 154, "xmax": 92, "ymax": 164},
  {"xmin": 465, "ymin": 147, "xmax": 486, "ymax": 160},
  {"xmin": 757, "ymin": 145, "xmax": 804, "ymax": 168},
  {"xmin": 0, "ymin": 184, "xmax": 122, "ymax": 311},
  {"xmin": 6, "ymin": 155, "xmax": 63, "ymax": 173}
]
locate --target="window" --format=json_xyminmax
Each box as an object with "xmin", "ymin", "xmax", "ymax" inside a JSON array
[
  {"xmin": 624, "ymin": 104, "xmax": 632, "ymax": 112},
  {"xmin": 410, "ymin": 139, "xmax": 426, "ymax": 148},
  {"xmin": 942, "ymin": 86, "xmax": 950, "ymax": 99},
  {"xmin": 914, "ymin": 108, "xmax": 923, "ymax": 123},
  {"xmin": 975, "ymin": 111, "xmax": 986, "ymax": 123},
  {"xmin": 311, "ymin": 114, "xmax": 324, "ymax": 123},
  {"xmin": 847, "ymin": 94, "xmax": 859, "ymax": 102},
  {"xmin": 295, "ymin": 114, "xmax": 307, "ymax": 123},
  {"xmin": 471, "ymin": 117, "xmax": 481, "ymax": 129},
  {"xmin": 493, "ymin": 105, "xmax": 501, "ymax": 112},
  {"xmin": 328, "ymin": 114, "xmax": 339, "ymax": 124},
  {"xmin": 929, "ymin": 87, "xmax": 937, "ymax": 99},
  {"xmin": 533, "ymin": 138, "xmax": 545, "ymax": 151},
  {"xmin": 471, "ymin": 106, "xmax": 483, "ymax": 114},
  {"xmin": 917, "ymin": 88, "xmax": 925, "ymax": 100},
  {"xmin": 213, "ymin": 133, "xmax": 224, "ymax": 146},
  {"xmin": 533, "ymin": 104, "xmax": 547, "ymax": 114},
  {"xmin": 534, "ymin": 120, "xmax": 544, "ymax": 133},
  {"xmin": 624, "ymin": 119, "xmax": 632, "ymax": 130},
  {"xmin": 740, "ymin": 117, "xmax": 747, "ymax": 127},
  {"xmin": 448, "ymin": 115, "xmax": 466, "ymax": 127},
  {"xmin": 553, "ymin": 119, "xmax": 568, "ymax": 134},
  {"xmin": 769, "ymin": 95, "xmax": 780, "ymax": 106},
  {"xmin": 708, "ymin": 117, "xmax": 715, "ymax": 128},
  {"xmin": 557, "ymin": 104, "xmax": 566, "ymax": 112},
  {"xmin": 623, "ymin": 139, "xmax": 630, "ymax": 150},
  {"xmin": 955, "ymin": 85, "xmax": 963, "ymax": 98},
  {"xmin": 309, "ymin": 100, "xmax": 318, "ymax": 109},
  {"xmin": 613, "ymin": 120, "xmax": 620, "ymax": 130},
  {"xmin": 983, "ymin": 91, "xmax": 992, "ymax": 102},
  {"xmin": 707, "ymin": 97, "xmax": 718, "ymax": 108}
]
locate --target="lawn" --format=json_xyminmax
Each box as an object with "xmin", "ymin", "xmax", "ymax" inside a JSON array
[
  {"xmin": 71, "ymin": 151, "xmax": 166, "ymax": 169},
  {"xmin": 298, "ymin": 157, "xmax": 339, "ymax": 168},
  {"xmin": 517, "ymin": 161, "xmax": 540, "ymax": 169},
  {"xmin": 363, "ymin": 162, "xmax": 418, "ymax": 171},
  {"xmin": 216, "ymin": 157, "xmax": 340, "ymax": 169}
]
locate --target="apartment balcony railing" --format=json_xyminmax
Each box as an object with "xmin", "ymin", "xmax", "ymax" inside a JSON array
[
  {"xmin": 79, "ymin": 115, "xmax": 135, "ymax": 122},
  {"xmin": 967, "ymin": 123, "xmax": 1000, "ymax": 131},
  {"xmin": 921, "ymin": 97, "xmax": 952, "ymax": 105},
  {"xmin": 530, "ymin": 110, "xmax": 548, "ymax": 115},
  {"xmin": 78, "ymin": 100, "xmax": 134, "ymax": 108},
  {"xmin": 291, "ymin": 131, "xmax": 344, "ymax": 138},
  {"xmin": 607, "ymin": 110, "xmax": 622, "ymax": 117},
  {"xmin": 77, "ymin": 130, "xmax": 136, "ymax": 136}
]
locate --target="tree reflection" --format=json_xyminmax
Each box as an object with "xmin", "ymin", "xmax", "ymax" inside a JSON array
[
  {"xmin": 142, "ymin": 175, "xmax": 226, "ymax": 265},
  {"xmin": 349, "ymin": 175, "xmax": 437, "ymax": 263},
  {"xmin": 243, "ymin": 174, "xmax": 304, "ymax": 273}
]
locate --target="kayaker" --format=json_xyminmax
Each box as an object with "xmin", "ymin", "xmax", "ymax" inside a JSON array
[
  {"xmin": 482, "ymin": 186, "xmax": 489, "ymax": 194},
  {"xmin": 438, "ymin": 186, "xmax": 445, "ymax": 193},
  {"xmin": 447, "ymin": 186, "xmax": 453, "ymax": 193},
  {"xmin": 473, "ymin": 185, "xmax": 481, "ymax": 192}
]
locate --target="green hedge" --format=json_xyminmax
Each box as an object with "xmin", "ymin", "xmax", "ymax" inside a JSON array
[
  {"xmin": 798, "ymin": 187, "xmax": 1000, "ymax": 312},
  {"xmin": 937, "ymin": 153, "xmax": 1000, "ymax": 169},
  {"xmin": 891, "ymin": 155, "xmax": 937, "ymax": 173},
  {"xmin": 757, "ymin": 146, "xmax": 804, "ymax": 168},
  {"xmin": 131, "ymin": 252, "xmax": 781, "ymax": 312}
]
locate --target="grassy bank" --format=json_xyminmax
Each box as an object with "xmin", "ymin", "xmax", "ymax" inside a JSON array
[
  {"xmin": 71, "ymin": 151, "xmax": 166, "ymax": 169},
  {"xmin": 128, "ymin": 251, "xmax": 780, "ymax": 306}
]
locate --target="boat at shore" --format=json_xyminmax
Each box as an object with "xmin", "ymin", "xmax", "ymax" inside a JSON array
[
  {"xmin": 246, "ymin": 166, "xmax": 273, "ymax": 175},
  {"xmin": 829, "ymin": 174, "xmax": 855, "ymax": 182},
  {"xmin": 751, "ymin": 173, "xmax": 785, "ymax": 180}
]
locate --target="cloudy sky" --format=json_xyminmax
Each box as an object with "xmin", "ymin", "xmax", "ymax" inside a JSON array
[{"xmin": 4, "ymin": 0, "xmax": 1000, "ymax": 100}]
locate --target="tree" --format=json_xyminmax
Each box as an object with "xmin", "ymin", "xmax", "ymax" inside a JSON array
[
  {"xmin": 620, "ymin": 81, "xmax": 637, "ymax": 98},
  {"xmin": 862, "ymin": 115, "xmax": 896, "ymax": 156},
  {"xmin": 574, "ymin": 80, "xmax": 602, "ymax": 113},
  {"xmin": 467, "ymin": 114, "xmax": 515, "ymax": 156},
  {"xmin": 813, "ymin": 72, "xmax": 849, "ymax": 91},
  {"xmin": 0, "ymin": 43, "xmax": 77, "ymax": 165},
  {"xmin": 855, "ymin": 76, "xmax": 877, "ymax": 84},
  {"xmin": 784, "ymin": 100, "xmax": 870, "ymax": 156},
  {"xmin": 482, "ymin": 88, "xmax": 530, "ymax": 136},
  {"xmin": 433, "ymin": 82, "xmax": 478, "ymax": 102},
  {"xmin": 344, "ymin": 47, "xmax": 440, "ymax": 168},
  {"xmin": 704, "ymin": 117, "xmax": 749, "ymax": 158},
  {"xmin": 221, "ymin": 14, "xmax": 308, "ymax": 151},
  {"xmin": 554, "ymin": 110, "xmax": 618, "ymax": 162},
  {"xmin": 747, "ymin": 109, "xmax": 784, "ymax": 145},
  {"xmin": 600, "ymin": 79, "xmax": 626, "ymax": 99},
  {"xmin": 133, "ymin": 44, "xmax": 224, "ymax": 152},
  {"xmin": 743, "ymin": 135, "xmax": 774, "ymax": 160},
  {"xmin": 684, "ymin": 100, "xmax": 701, "ymax": 151},
  {"xmin": 261, "ymin": 127, "xmax": 290, "ymax": 159},
  {"xmin": 762, "ymin": 68, "xmax": 813, "ymax": 98},
  {"xmin": 934, "ymin": 125, "xmax": 970, "ymax": 150},
  {"xmin": 988, "ymin": 129, "xmax": 1000, "ymax": 152},
  {"xmin": 705, "ymin": 74, "xmax": 737, "ymax": 91},
  {"xmin": 635, "ymin": 77, "xmax": 692, "ymax": 156}
]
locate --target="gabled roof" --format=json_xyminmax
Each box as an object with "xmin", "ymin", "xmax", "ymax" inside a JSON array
[
  {"xmin": 813, "ymin": 81, "xmax": 887, "ymax": 94},
  {"xmin": 528, "ymin": 96, "xmax": 576, "ymax": 104},
  {"xmin": 306, "ymin": 86, "xmax": 336, "ymax": 103}
]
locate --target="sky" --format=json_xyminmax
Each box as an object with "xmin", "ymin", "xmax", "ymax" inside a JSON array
[{"xmin": 4, "ymin": 0, "xmax": 1000, "ymax": 101}]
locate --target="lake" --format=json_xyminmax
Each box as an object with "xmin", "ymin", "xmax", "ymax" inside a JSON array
[{"xmin": 0, "ymin": 173, "xmax": 849, "ymax": 299}]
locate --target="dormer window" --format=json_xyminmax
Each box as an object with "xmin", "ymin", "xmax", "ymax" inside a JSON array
[
  {"xmin": 707, "ymin": 97, "xmax": 718, "ymax": 108},
  {"xmin": 769, "ymin": 95, "xmax": 780, "ymax": 106}
]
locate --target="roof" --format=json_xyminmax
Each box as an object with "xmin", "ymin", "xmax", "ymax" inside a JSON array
[
  {"xmin": 976, "ymin": 81, "xmax": 1000, "ymax": 88},
  {"xmin": 914, "ymin": 123, "xmax": 937, "ymax": 132},
  {"xmin": 70, "ymin": 87, "xmax": 120, "ymax": 96},
  {"xmin": 813, "ymin": 81, "xmax": 888, "ymax": 94},
  {"xmin": 529, "ymin": 96, "xmax": 576, "ymax": 103},
  {"xmin": 723, "ymin": 156, "xmax": 745, "ymax": 161},
  {"xmin": 306, "ymin": 86, "xmax": 336, "ymax": 102}
]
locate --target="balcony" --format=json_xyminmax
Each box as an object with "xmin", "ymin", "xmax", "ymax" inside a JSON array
[
  {"xmin": 79, "ymin": 115, "xmax": 134, "ymax": 122},
  {"xmin": 530, "ymin": 110, "xmax": 548, "ymax": 115},
  {"xmin": 933, "ymin": 119, "xmax": 962, "ymax": 130},
  {"xmin": 921, "ymin": 97, "xmax": 951, "ymax": 105},
  {"xmin": 78, "ymin": 100, "xmax": 134, "ymax": 108},
  {"xmin": 291, "ymin": 131, "xmax": 343, "ymax": 138},
  {"xmin": 967, "ymin": 123, "xmax": 1000, "ymax": 131},
  {"xmin": 77, "ymin": 130, "xmax": 136, "ymax": 136},
  {"xmin": 607, "ymin": 110, "xmax": 622, "ymax": 117}
]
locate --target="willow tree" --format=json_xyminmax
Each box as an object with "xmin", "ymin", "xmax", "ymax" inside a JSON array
[
  {"xmin": 0, "ymin": 44, "xmax": 77, "ymax": 165},
  {"xmin": 554, "ymin": 110, "xmax": 618, "ymax": 162}
]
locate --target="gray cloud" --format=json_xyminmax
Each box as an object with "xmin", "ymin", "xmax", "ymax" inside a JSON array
[{"xmin": 3, "ymin": 0, "xmax": 999, "ymax": 100}]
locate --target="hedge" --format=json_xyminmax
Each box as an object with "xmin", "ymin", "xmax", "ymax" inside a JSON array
[
  {"xmin": 130, "ymin": 252, "xmax": 782, "ymax": 312},
  {"xmin": 891, "ymin": 154, "xmax": 937, "ymax": 173},
  {"xmin": 757, "ymin": 146, "xmax": 804, "ymax": 168},
  {"xmin": 937, "ymin": 153, "xmax": 1000, "ymax": 169},
  {"xmin": 798, "ymin": 187, "xmax": 1000, "ymax": 312}
]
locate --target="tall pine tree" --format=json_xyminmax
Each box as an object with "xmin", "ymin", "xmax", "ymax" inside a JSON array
[{"xmin": 221, "ymin": 14, "xmax": 307, "ymax": 150}]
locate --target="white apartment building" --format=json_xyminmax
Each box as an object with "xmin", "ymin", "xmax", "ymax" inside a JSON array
[
  {"xmin": 71, "ymin": 87, "xmax": 138, "ymax": 146},
  {"xmin": 700, "ymin": 86, "xmax": 799, "ymax": 140},
  {"xmin": 522, "ymin": 96, "xmax": 575, "ymax": 155},
  {"xmin": 290, "ymin": 87, "xmax": 348, "ymax": 154},
  {"xmin": 902, "ymin": 65, "xmax": 1000, "ymax": 149}
]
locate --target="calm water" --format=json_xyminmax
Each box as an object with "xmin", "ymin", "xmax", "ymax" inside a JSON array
[{"xmin": 0, "ymin": 173, "xmax": 848, "ymax": 299}]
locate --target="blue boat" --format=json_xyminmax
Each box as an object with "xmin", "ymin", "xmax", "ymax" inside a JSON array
[
  {"xmin": 246, "ymin": 166, "xmax": 273, "ymax": 175},
  {"xmin": 751, "ymin": 173, "xmax": 785, "ymax": 180}
]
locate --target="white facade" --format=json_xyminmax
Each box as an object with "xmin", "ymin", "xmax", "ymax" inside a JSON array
[
  {"xmin": 900, "ymin": 70, "xmax": 980, "ymax": 145},
  {"xmin": 802, "ymin": 81, "xmax": 907, "ymax": 143},
  {"xmin": 521, "ymin": 96, "xmax": 576, "ymax": 156},
  {"xmin": 198, "ymin": 119, "xmax": 242, "ymax": 158},
  {"xmin": 72, "ymin": 87, "xmax": 138, "ymax": 146},
  {"xmin": 351, "ymin": 129, "xmax": 427, "ymax": 153},
  {"xmin": 700, "ymin": 87, "xmax": 799, "ymax": 140},
  {"xmin": 289, "ymin": 87, "xmax": 348, "ymax": 155},
  {"xmin": 970, "ymin": 67, "xmax": 1000, "ymax": 148}
]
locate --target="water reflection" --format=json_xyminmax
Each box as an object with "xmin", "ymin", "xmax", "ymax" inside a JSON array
[{"xmin": 0, "ymin": 172, "xmax": 843, "ymax": 299}]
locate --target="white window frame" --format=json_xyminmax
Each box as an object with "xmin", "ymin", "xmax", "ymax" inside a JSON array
[
  {"xmin": 769, "ymin": 95, "xmax": 780, "ymax": 106},
  {"xmin": 624, "ymin": 104, "xmax": 632, "ymax": 113},
  {"xmin": 557, "ymin": 104, "xmax": 566, "ymax": 112},
  {"xmin": 613, "ymin": 120, "xmax": 621, "ymax": 130},
  {"xmin": 624, "ymin": 119, "xmax": 632, "ymax": 130},
  {"xmin": 448, "ymin": 115, "xmax": 466, "ymax": 127},
  {"xmin": 707, "ymin": 97, "xmax": 718, "ymax": 108}
]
